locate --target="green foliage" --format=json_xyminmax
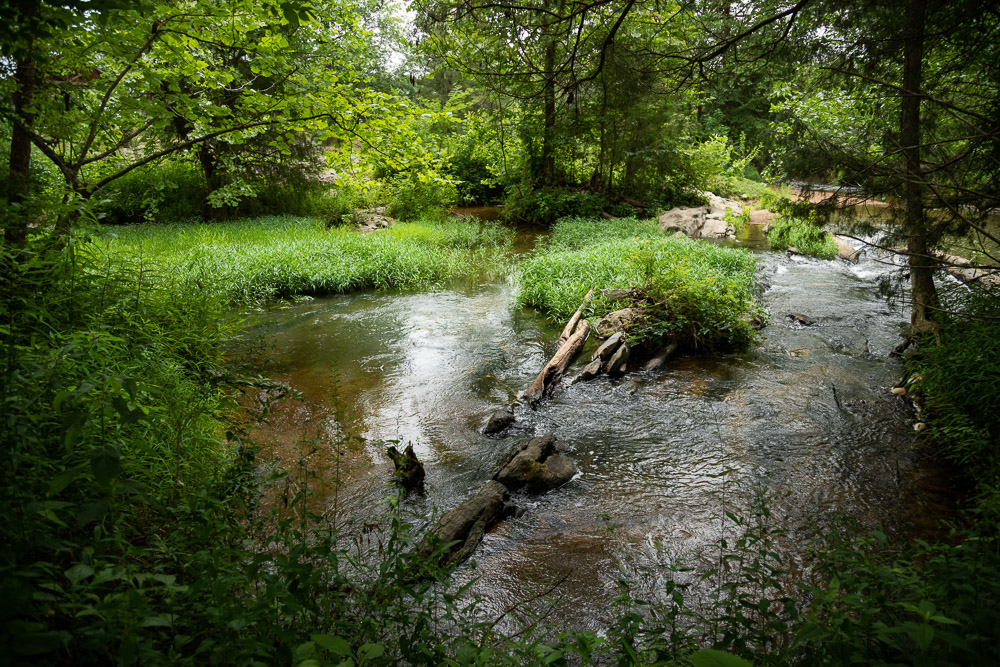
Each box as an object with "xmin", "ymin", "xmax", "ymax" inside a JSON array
[
  {"xmin": 794, "ymin": 521, "xmax": 1000, "ymax": 666},
  {"xmin": 911, "ymin": 289, "xmax": 1000, "ymax": 477},
  {"xmin": 98, "ymin": 215, "xmax": 513, "ymax": 305},
  {"xmin": 516, "ymin": 217, "xmax": 763, "ymax": 351},
  {"xmin": 503, "ymin": 187, "xmax": 620, "ymax": 225},
  {"xmin": 386, "ymin": 173, "xmax": 458, "ymax": 221},
  {"xmin": 95, "ymin": 160, "xmax": 206, "ymax": 224},
  {"xmin": 682, "ymin": 134, "xmax": 762, "ymax": 197},
  {"xmin": 766, "ymin": 215, "xmax": 838, "ymax": 259}
]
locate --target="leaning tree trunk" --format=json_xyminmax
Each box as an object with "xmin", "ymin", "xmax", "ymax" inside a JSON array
[{"xmin": 900, "ymin": 0, "xmax": 939, "ymax": 334}]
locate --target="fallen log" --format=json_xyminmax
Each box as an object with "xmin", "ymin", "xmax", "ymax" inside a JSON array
[
  {"xmin": 556, "ymin": 288, "xmax": 594, "ymax": 348},
  {"xmin": 522, "ymin": 291, "xmax": 594, "ymax": 408}
]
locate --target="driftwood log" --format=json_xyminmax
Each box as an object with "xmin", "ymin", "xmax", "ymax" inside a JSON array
[{"xmin": 521, "ymin": 289, "xmax": 594, "ymax": 408}]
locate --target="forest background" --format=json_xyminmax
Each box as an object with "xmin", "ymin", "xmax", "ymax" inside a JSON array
[{"xmin": 2, "ymin": 0, "xmax": 999, "ymax": 665}]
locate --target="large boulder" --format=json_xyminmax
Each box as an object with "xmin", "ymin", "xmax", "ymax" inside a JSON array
[
  {"xmin": 495, "ymin": 433, "xmax": 577, "ymax": 494},
  {"xmin": 418, "ymin": 480, "xmax": 515, "ymax": 568},
  {"xmin": 657, "ymin": 191, "xmax": 740, "ymax": 239},
  {"xmin": 595, "ymin": 309, "xmax": 639, "ymax": 338}
]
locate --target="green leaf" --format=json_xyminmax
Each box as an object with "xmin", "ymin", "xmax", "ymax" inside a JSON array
[
  {"xmin": 90, "ymin": 447, "xmax": 121, "ymax": 484},
  {"xmin": 312, "ymin": 634, "xmax": 352, "ymax": 655},
  {"xmin": 48, "ymin": 466, "xmax": 85, "ymax": 495},
  {"xmin": 358, "ymin": 643, "xmax": 384, "ymax": 662},
  {"xmin": 690, "ymin": 649, "xmax": 754, "ymax": 667},
  {"xmin": 65, "ymin": 563, "xmax": 95, "ymax": 585}
]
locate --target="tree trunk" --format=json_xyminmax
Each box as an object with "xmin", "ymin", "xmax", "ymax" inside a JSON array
[
  {"xmin": 541, "ymin": 37, "xmax": 557, "ymax": 186},
  {"xmin": 900, "ymin": 0, "xmax": 939, "ymax": 333},
  {"xmin": 4, "ymin": 1, "xmax": 40, "ymax": 246}
]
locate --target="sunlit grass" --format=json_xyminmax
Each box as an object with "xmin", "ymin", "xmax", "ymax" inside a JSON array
[
  {"xmin": 766, "ymin": 215, "xmax": 838, "ymax": 259},
  {"xmin": 97, "ymin": 215, "xmax": 513, "ymax": 305}
]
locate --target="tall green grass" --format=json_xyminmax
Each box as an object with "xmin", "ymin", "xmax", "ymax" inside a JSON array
[
  {"xmin": 98, "ymin": 215, "xmax": 512, "ymax": 305},
  {"xmin": 517, "ymin": 217, "xmax": 763, "ymax": 350}
]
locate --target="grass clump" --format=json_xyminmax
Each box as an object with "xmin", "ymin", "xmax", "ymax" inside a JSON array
[
  {"xmin": 766, "ymin": 215, "xmax": 838, "ymax": 259},
  {"xmin": 517, "ymin": 217, "xmax": 763, "ymax": 351},
  {"xmin": 98, "ymin": 215, "xmax": 512, "ymax": 305}
]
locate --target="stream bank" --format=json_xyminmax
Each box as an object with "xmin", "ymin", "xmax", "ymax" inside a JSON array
[{"xmin": 241, "ymin": 226, "xmax": 955, "ymax": 632}]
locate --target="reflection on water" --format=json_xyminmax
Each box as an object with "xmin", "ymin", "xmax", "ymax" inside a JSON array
[{"xmin": 242, "ymin": 241, "xmax": 953, "ymax": 632}]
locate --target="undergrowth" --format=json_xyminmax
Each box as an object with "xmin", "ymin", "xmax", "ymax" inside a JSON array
[{"xmin": 516, "ymin": 217, "xmax": 764, "ymax": 351}]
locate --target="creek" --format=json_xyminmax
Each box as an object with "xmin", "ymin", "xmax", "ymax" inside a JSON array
[{"xmin": 241, "ymin": 226, "xmax": 953, "ymax": 633}]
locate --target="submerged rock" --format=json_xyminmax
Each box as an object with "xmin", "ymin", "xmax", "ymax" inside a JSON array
[
  {"xmin": 642, "ymin": 342, "xmax": 677, "ymax": 371},
  {"xmin": 495, "ymin": 433, "xmax": 577, "ymax": 494},
  {"xmin": 787, "ymin": 313, "xmax": 816, "ymax": 327},
  {"xmin": 482, "ymin": 407, "xmax": 515, "ymax": 435},
  {"xmin": 573, "ymin": 358, "xmax": 604, "ymax": 383}
]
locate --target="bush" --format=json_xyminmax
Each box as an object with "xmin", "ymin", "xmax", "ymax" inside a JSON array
[
  {"xmin": 503, "ymin": 187, "xmax": 618, "ymax": 225},
  {"xmin": 516, "ymin": 217, "xmax": 764, "ymax": 351},
  {"xmin": 911, "ymin": 289, "xmax": 1000, "ymax": 477},
  {"xmin": 95, "ymin": 160, "xmax": 206, "ymax": 224},
  {"xmin": 766, "ymin": 215, "xmax": 838, "ymax": 259},
  {"xmin": 385, "ymin": 173, "xmax": 458, "ymax": 222}
]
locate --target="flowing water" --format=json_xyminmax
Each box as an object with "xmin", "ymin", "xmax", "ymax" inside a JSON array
[{"xmin": 241, "ymin": 229, "xmax": 953, "ymax": 632}]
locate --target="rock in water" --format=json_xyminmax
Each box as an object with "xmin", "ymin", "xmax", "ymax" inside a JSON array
[
  {"xmin": 642, "ymin": 342, "xmax": 677, "ymax": 371},
  {"xmin": 604, "ymin": 341, "xmax": 630, "ymax": 377},
  {"xmin": 787, "ymin": 313, "xmax": 816, "ymax": 326},
  {"xmin": 387, "ymin": 444, "xmax": 425, "ymax": 495},
  {"xmin": 592, "ymin": 331, "xmax": 625, "ymax": 362},
  {"xmin": 418, "ymin": 480, "xmax": 515, "ymax": 568},
  {"xmin": 482, "ymin": 407, "xmax": 515, "ymax": 435},
  {"xmin": 573, "ymin": 358, "xmax": 604, "ymax": 383},
  {"xmin": 495, "ymin": 433, "xmax": 577, "ymax": 494}
]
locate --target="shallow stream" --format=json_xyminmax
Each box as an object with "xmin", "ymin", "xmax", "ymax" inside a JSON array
[{"xmin": 242, "ymin": 229, "xmax": 953, "ymax": 632}]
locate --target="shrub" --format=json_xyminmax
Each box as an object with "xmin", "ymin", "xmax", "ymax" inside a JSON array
[
  {"xmin": 95, "ymin": 160, "xmax": 206, "ymax": 224},
  {"xmin": 503, "ymin": 187, "xmax": 616, "ymax": 225},
  {"xmin": 766, "ymin": 215, "xmax": 838, "ymax": 259},
  {"xmin": 911, "ymin": 289, "xmax": 1000, "ymax": 477},
  {"xmin": 386, "ymin": 173, "xmax": 458, "ymax": 221}
]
